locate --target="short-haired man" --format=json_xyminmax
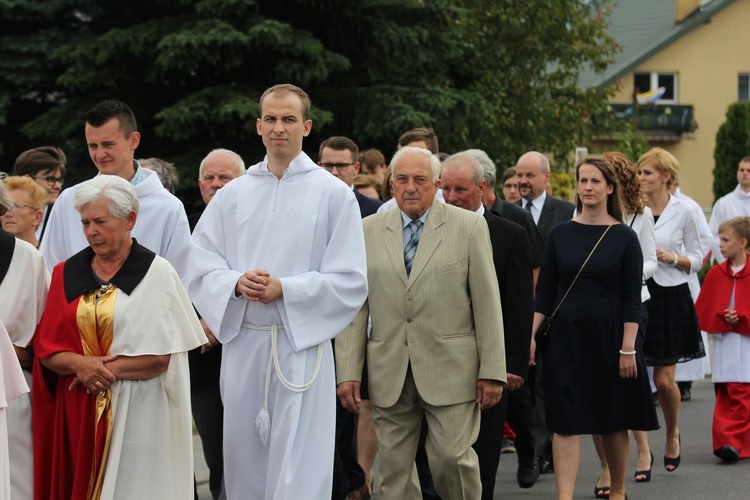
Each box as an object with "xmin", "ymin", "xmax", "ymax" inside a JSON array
[
  {"xmin": 441, "ymin": 152, "xmax": 537, "ymax": 496},
  {"xmin": 468, "ymin": 149, "xmax": 544, "ymax": 276},
  {"xmin": 337, "ymin": 146, "xmax": 506, "ymax": 499},
  {"xmin": 319, "ymin": 136, "xmax": 382, "ymax": 217},
  {"xmin": 318, "ymin": 135, "xmax": 380, "ymax": 499},
  {"xmin": 515, "ymin": 151, "xmax": 575, "ymax": 242},
  {"xmin": 396, "ymin": 127, "xmax": 439, "ymax": 154},
  {"xmin": 189, "ymin": 84, "xmax": 368, "ymax": 498},
  {"xmin": 709, "ymin": 157, "xmax": 750, "ymax": 263},
  {"xmin": 359, "ymin": 148, "xmax": 388, "ymax": 184},
  {"xmin": 187, "ymin": 148, "xmax": 245, "ymax": 500},
  {"xmin": 40, "ymin": 100, "xmax": 193, "ymax": 284},
  {"xmin": 515, "ymin": 150, "xmax": 574, "ymax": 474}
]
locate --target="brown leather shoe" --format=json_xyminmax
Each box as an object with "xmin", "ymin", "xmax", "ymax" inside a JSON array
[{"xmin": 347, "ymin": 484, "xmax": 371, "ymax": 500}]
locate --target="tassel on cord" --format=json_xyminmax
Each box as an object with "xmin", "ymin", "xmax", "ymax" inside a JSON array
[
  {"xmin": 256, "ymin": 339, "xmax": 275, "ymax": 448},
  {"xmin": 255, "ymin": 409, "xmax": 271, "ymax": 448},
  {"xmin": 250, "ymin": 323, "xmax": 323, "ymax": 448}
]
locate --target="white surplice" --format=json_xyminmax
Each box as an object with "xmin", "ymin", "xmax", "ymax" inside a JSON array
[
  {"xmin": 189, "ymin": 152, "xmax": 368, "ymax": 500},
  {"xmin": 0, "ymin": 321, "xmax": 30, "ymax": 500},
  {"xmin": 708, "ymin": 185, "xmax": 750, "ymax": 264},
  {"xmin": 100, "ymin": 255, "xmax": 206, "ymax": 499},
  {"xmin": 39, "ymin": 167, "xmax": 193, "ymax": 283},
  {"xmin": 0, "ymin": 237, "xmax": 49, "ymax": 500},
  {"xmin": 674, "ymin": 189, "xmax": 713, "ymax": 381}
]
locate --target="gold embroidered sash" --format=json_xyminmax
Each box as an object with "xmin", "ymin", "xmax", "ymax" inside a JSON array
[{"xmin": 77, "ymin": 284, "xmax": 116, "ymax": 500}]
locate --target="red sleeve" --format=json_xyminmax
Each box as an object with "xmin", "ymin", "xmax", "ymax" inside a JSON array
[
  {"xmin": 695, "ymin": 267, "xmax": 732, "ymax": 334},
  {"xmin": 32, "ymin": 263, "xmax": 98, "ymax": 500}
]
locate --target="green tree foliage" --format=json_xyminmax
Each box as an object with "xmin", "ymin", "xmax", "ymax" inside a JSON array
[
  {"xmin": 612, "ymin": 121, "xmax": 648, "ymax": 163},
  {"xmin": 0, "ymin": 0, "xmax": 618, "ymax": 210},
  {"xmin": 713, "ymin": 102, "xmax": 750, "ymax": 202}
]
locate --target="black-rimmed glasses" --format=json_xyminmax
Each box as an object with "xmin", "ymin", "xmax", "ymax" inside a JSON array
[
  {"xmin": 31, "ymin": 174, "xmax": 64, "ymax": 187},
  {"xmin": 320, "ymin": 163, "xmax": 355, "ymax": 172}
]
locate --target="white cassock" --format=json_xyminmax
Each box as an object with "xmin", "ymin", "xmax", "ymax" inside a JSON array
[
  {"xmin": 0, "ymin": 234, "xmax": 49, "ymax": 500},
  {"xmin": 708, "ymin": 185, "xmax": 750, "ymax": 264},
  {"xmin": 674, "ymin": 189, "xmax": 712, "ymax": 382},
  {"xmin": 0, "ymin": 321, "xmax": 30, "ymax": 500},
  {"xmin": 189, "ymin": 152, "xmax": 368, "ymax": 500},
  {"xmin": 39, "ymin": 166, "xmax": 193, "ymax": 283}
]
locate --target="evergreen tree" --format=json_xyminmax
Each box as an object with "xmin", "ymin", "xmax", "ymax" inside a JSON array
[
  {"xmin": 713, "ymin": 102, "xmax": 750, "ymax": 202},
  {"xmin": 0, "ymin": 0, "xmax": 618, "ymax": 210}
]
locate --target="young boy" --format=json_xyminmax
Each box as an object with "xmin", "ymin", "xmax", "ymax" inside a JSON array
[{"xmin": 696, "ymin": 216, "xmax": 750, "ymax": 463}]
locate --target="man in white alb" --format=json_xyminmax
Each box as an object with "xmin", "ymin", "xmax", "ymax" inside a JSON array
[
  {"xmin": 189, "ymin": 84, "xmax": 368, "ymax": 499},
  {"xmin": 39, "ymin": 99, "xmax": 192, "ymax": 282},
  {"xmin": 709, "ymin": 157, "xmax": 750, "ymax": 263}
]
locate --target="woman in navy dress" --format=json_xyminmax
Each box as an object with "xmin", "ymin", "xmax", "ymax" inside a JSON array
[{"xmin": 531, "ymin": 155, "xmax": 658, "ymax": 500}]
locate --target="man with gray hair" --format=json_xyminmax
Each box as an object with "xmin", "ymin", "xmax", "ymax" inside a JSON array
[
  {"xmin": 441, "ymin": 152, "xmax": 538, "ymax": 495},
  {"xmin": 468, "ymin": 149, "xmax": 544, "ymax": 276},
  {"xmin": 188, "ymin": 147, "xmax": 245, "ymax": 500},
  {"xmin": 337, "ymin": 146, "xmax": 506, "ymax": 499}
]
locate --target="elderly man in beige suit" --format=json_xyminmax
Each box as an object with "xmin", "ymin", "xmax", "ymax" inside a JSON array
[{"xmin": 336, "ymin": 146, "xmax": 506, "ymax": 499}]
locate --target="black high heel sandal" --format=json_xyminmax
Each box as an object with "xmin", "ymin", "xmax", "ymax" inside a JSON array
[
  {"xmin": 664, "ymin": 434, "xmax": 681, "ymax": 472},
  {"xmin": 634, "ymin": 451, "xmax": 654, "ymax": 482},
  {"xmin": 594, "ymin": 475, "xmax": 610, "ymax": 499}
]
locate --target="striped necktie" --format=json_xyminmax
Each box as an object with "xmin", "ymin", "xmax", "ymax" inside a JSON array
[{"xmin": 404, "ymin": 220, "xmax": 423, "ymax": 276}]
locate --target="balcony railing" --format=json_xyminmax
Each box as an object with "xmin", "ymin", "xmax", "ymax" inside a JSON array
[{"xmin": 607, "ymin": 103, "xmax": 697, "ymax": 135}]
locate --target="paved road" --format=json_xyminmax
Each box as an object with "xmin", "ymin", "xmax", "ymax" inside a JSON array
[{"xmin": 195, "ymin": 377, "xmax": 748, "ymax": 499}]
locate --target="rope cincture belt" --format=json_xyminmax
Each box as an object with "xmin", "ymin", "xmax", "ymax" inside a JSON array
[{"xmin": 242, "ymin": 323, "xmax": 323, "ymax": 447}]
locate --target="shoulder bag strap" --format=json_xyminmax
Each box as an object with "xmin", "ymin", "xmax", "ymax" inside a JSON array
[{"xmin": 548, "ymin": 223, "xmax": 614, "ymax": 320}]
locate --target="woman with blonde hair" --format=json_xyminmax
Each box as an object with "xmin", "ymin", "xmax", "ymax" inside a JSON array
[
  {"xmin": 0, "ymin": 176, "xmax": 48, "ymax": 248},
  {"xmin": 637, "ymin": 147, "xmax": 705, "ymax": 474}
]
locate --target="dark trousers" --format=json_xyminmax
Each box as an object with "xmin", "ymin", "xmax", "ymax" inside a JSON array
[
  {"xmin": 190, "ymin": 347, "xmax": 225, "ymax": 500},
  {"xmin": 530, "ymin": 360, "xmax": 554, "ymax": 460},
  {"xmin": 472, "ymin": 381, "xmax": 535, "ymax": 500},
  {"xmin": 332, "ymin": 398, "xmax": 366, "ymax": 499}
]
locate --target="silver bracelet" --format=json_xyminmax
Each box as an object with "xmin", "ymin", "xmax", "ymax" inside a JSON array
[{"xmin": 619, "ymin": 349, "xmax": 636, "ymax": 356}]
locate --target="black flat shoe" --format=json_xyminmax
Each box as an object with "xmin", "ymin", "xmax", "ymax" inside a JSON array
[
  {"xmin": 634, "ymin": 451, "xmax": 654, "ymax": 482},
  {"xmin": 517, "ymin": 459, "xmax": 539, "ymax": 488},
  {"xmin": 720, "ymin": 445, "xmax": 739, "ymax": 463},
  {"xmin": 664, "ymin": 434, "xmax": 681, "ymax": 472},
  {"xmin": 594, "ymin": 475, "xmax": 610, "ymax": 499}
]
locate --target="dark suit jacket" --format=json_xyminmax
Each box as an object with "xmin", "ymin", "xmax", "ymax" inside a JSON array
[
  {"xmin": 517, "ymin": 195, "xmax": 575, "ymax": 243},
  {"xmin": 489, "ymin": 197, "xmax": 544, "ymax": 268},
  {"xmin": 483, "ymin": 210, "xmax": 534, "ymax": 378},
  {"xmin": 355, "ymin": 188, "xmax": 383, "ymax": 217}
]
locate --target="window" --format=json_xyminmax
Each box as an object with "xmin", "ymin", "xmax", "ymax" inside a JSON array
[
  {"xmin": 633, "ymin": 72, "xmax": 678, "ymax": 104},
  {"xmin": 739, "ymin": 74, "xmax": 750, "ymax": 102}
]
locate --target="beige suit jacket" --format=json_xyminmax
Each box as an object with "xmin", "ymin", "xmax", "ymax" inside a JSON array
[{"xmin": 336, "ymin": 200, "xmax": 506, "ymax": 408}]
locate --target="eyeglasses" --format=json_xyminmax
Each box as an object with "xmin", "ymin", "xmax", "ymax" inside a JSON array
[
  {"xmin": 7, "ymin": 204, "xmax": 39, "ymax": 213},
  {"xmin": 320, "ymin": 163, "xmax": 355, "ymax": 172},
  {"xmin": 31, "ymin": 175, "xmax": 64, "ymax": 187}
]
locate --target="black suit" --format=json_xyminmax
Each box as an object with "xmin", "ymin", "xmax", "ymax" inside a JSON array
[
  {"xmin": 354, "ymin": 188, "xmax": 382, "ymax": 217},
  {"xmin": 517, "ymin": 193, "xmax": 574, "ymax": 464},
  {"xmin": 473, "ymin": 210, "xmax": 535, "ymax": 499},
  {"xmin": 517, "ymin": 194, "xmax": 575, "ymax": 243},
  {"xmin": 489, "ymin": 197, "xmax": 545, "ymax": 268},
  {"xmin": 333, "ymin": 189, "xmax": 378, "ymax": 499},
  {"xmin": 187, "ymin": 209, "xmax": 224, "ymax": 500}
]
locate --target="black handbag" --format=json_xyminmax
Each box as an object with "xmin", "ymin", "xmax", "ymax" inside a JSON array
[{"xmin": 534, "ymin": 224, "xmax": 613, "ymax": 360}]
